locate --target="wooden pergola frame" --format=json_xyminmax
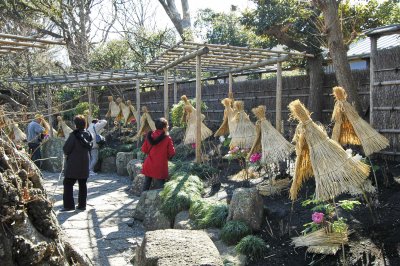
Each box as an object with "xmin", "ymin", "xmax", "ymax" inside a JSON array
[
  {"xmin": 0, "ymin": 33, "xmax": 65, "ymax": 54},
  {"xmin": 146, "ymin": 41, "xmax": 314, "ymax": 162}
]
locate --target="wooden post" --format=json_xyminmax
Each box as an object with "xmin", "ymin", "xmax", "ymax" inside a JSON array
[
  {"xmin": 276, "ymin": 62, "xmax": 282, "ymax": 133},
  {"xmin": 370, "ymin": 36, "xmax": 377, "ymax": 126},
  {"xmin": 88, "ymin": 87, "xmax": 92, "ymax": 121},
  {"xmin": 46, "ymin": 85, "xmax": 53, "ymax": 138},
  {"xmin": 164, "ymin": 69, "xmax": 169, "ymax": 119},
  {"xmin": 136, "ymin": 79, "xmax": 141, "ymax": 129},
  {"xmin": 174, "ymin": 81, "xmax": 178, "ymax": 104},
  {"xmin": 195, "ymin": 55, "xmax": 202, "ymax": 163},
  {"xmin": 228, "ymin": 72, "xmax": 233, "ymax": 97}
]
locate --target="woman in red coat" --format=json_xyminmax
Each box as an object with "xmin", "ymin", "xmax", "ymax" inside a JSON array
[{"xmin": 141, "ymin": 117, "xmax": 175, "ymax": 191}]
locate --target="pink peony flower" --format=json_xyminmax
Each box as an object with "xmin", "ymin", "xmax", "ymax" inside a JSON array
[
  {"xmin": 191, "ymin": 143, "xmax": 196, "ymax": 149},
  {"xmin": 312, "ymin": 212, "xmax": 324, "ymax": 224},
  {"xmin": 249, "ymin": 153, "xmax": 262, "ymax": 163},
  {"xmin": 130, "ymin": 118, "xmax": 136, "ymax": 124},
  {"xmin": 229, "ymin": 146, "xmax": 239, "ymax": 154}
]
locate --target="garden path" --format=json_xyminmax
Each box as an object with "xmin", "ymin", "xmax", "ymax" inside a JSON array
[{"xmin": 43, "ymin": 171, "xmax": 144, "ymax": 265}]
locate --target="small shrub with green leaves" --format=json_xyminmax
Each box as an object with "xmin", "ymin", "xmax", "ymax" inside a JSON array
[
  {"xmin": 189, "ymin": 199, "xmax": 228, "ymax": 229},
  {"xmin": 172, "ymin": 143, "xmax": 195, "ymax": 161},
  {"xmin": 235, "ymin": 235, "xmax": 267, "ymax": 261},
  {"xmin": 170, "ymin": 160, "xmax": 217, "ymax": 179},
  {"xmin": 160, "ymin": 174, "xmax": 204, "ymax": 220},
  {"xmin": 170, "ymin": 98, "xmax": 208, "ymax": 128},
  {"xmin": 221, "ymin": 220, "xmax": 252, "ymax": 245},
  {"xmin": 74, "ymin": 102, "xmax": 99, "ymax": 118},
  {"xmin": 117, "ymin": 143, "xmax": 136, "ymax": 152},
  {"xmin": 99, "ymin": 147, "xmax": 117, "ymax": 159}
]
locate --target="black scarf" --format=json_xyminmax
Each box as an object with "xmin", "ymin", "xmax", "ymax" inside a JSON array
[{"xmin": 146, "ymin": 131, "xmax": 166, "ymax": 146}]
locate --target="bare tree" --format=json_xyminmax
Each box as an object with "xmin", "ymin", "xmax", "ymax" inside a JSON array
[
  {"xmin": 313, "ymin": 0, "xmax": 362, "ymax": 113},
  {"xmin": 158, "ymin": 0, "xmax": 192, "ymax": 40}
]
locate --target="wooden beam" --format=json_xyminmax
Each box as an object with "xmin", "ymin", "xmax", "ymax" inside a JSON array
[
  {"xmin": 217, "ymin": 55, "xmax": 289, "ymax": 76},
  {"xmin": 46, "ymin": 85, "xmax": 53, "ymax": 138},
  {"xmin": 0, "ymin": 33, "xmax": 65, "ymax": 45},
  {"xmin": 276, "ymin": 61, "xmax": 283, "ymax": 133},
  {"xmin": 370, "ymin": 36, "xmax": 377, "ymax": 126},
  {"xmin": 174, "ymin": 81, "xmax": 178, "ymax": 104},
  {"xmin": 374, "ymin": 80, "xmax": 400, "ymax": 86},
  {"xmin": 195, "ymin": 55, "xmax": 202, "ymax": 163},
  {"xmin": 0, "ymin": 46, "xmax": 27, "ymax": 51},
  {"xmin": 164, "ymin": 69, "xmax": 169, "ymax": 119},
  {"xmin": 228, "ymin": 73, "xmax": 233, "ymax": 96},
  {"xmin": 88, "ymin": 87, "xmax": 92, "ymax": 121},
  {"xmin": 156, "ymin": 47, "xmax": 209, "ymax": 73}
]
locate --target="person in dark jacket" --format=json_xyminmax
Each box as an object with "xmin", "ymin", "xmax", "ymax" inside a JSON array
[
  {"xmin": 141, "ymin": 117, "xmax": 175, "ymax": 192},
  {"xmin": 62, "ymin": 115, "xmax": 93, "ymax": 211}
]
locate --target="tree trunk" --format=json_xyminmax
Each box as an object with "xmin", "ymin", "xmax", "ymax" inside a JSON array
[
  {"xmin": 158, "ymin": 0, "xmax": 192, "ymax": 40},
  {"xmin": 314, "ymin": 0, "xmax": 362, "ymax": 113},
  {"xmin": 307, "ymin": 55, "xmax": 324, "ymax": 121}
]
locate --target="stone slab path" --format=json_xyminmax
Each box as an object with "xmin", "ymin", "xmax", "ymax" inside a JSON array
[{"xmin": 42, "ymin": 171, "xmax": 145, "ymax": 266}]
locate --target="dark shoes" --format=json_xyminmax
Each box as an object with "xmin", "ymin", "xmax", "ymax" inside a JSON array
[
  {"xmin": 76, "ymin": 206, "xmax": 86, "ymax": 211},
  {"xmin": 60, "ymin": 207, "xmax": 75, "ymax": 212}
]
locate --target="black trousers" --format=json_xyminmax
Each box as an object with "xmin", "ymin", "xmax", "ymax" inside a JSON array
[
  {"xmin": 63, "ymin": 178, "xmax": 88, "ymax": 209},
  {"xmin": 142, "ymin": 176, "xmax": 165, "ymax": 192},
  {"xmin": 28, "ymin": 143, "xmax": 41, "ymax": 168}
]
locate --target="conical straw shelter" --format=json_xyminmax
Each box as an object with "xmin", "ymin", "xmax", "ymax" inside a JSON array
[
  {"xmin": 230, "ymin": 101, "xmax": 255, "ymax": 149},
  {"xmin": 214, "ymin": 98, "xmax": 237, "ymax": 137},
  {"xmin": 331, "ymin": 86, "xmax": 389, "ymax": 156}
]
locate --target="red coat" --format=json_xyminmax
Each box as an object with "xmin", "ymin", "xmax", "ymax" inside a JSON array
[{"xmin": 141, "ymin": 129, "xmax": 175, "ymax": 179}]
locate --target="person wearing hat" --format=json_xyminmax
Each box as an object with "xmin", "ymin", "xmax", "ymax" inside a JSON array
[{"xmin": 27, "ymin": 114, "xmax": 45, "ymax": 167}]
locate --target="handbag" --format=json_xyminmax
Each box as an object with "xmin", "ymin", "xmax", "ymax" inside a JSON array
[{"xmin": 93, "ymin": 125, "xmax": 106, "ymax": 145}]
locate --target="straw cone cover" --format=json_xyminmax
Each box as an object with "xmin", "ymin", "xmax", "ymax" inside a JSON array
[
  {"xmin": 230, "ymin": 101, "xmax": 255, "ymax": 149},
  {"xmin": 288, "ymin": 99, "xmax": 370, "ymax": 201},
  {"xmin": 331, "ymin": 86, "xmax": 389, "ymax": 156},
  {"xmin": 183, "ymin": 100, "xmax": 212, "ymax": 144},
  {"xmin": 214, "ymin": 98, "xmax": 237, "ymax": 137}
]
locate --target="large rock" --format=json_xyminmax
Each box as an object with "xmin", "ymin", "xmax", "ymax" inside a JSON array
[
  {"xmin": 127, "ymin": 159, "xmax": 143, "ymax": 180},
  {"xmin": 136, "ymin": 229, "xmax": 223, "ymax": 266},
  {"xmin": 227, "ymin": 188, "xmax": 264, "ymax": 231},
  {"xmin": 101, "ymin": 156, "xmax": 116, "ymax": 173},
  {"xmin": 133, "ymin": 189, "xmax": 170, "ymax": 231},
  {"xmin": 173, "ymin": 211, "xmax": 194, "ymax": 230},
  {"xmin": 41, "ymin": 138, "xmax": 65, "ymax": 172},
  {"xmin": 116, "ymin": 152, "xmax": 134, "ymax": 176},
  {"xmin": 130, "ymin": 174, "xmax": 146, "ymax": 196}
]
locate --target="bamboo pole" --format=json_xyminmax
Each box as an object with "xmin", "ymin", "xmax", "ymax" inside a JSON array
[
  {"xmin": 370, "ymin": 36, "xmax": 377, "ymax": 126},
  {"xmin": 0, "ymin": 33, "xmax": 65, "ymax": 45},
  {"xmin": 46, "ymin": 85, "xmax": 53, "ymax": 138},
  {"xmin": 136, "ymin": 79, "xmax": 141, "ymax": 130},
  {"xmin": 228, "ymin": 73, "xmax": 233, "ymax": 95},
  {"xmin": 156, "ymin": 47, "xmax": 209, "ymax": 73},
  {"xmin": 0, "ymin": 40, "xmax": 47, "ymax": 48},
  {"xmin": 374, "ymin": 80, "xmax": 400, "ymax": 86},
  {"xmin": 276, "ymin": 61, "xmax": 283, "ymax": 133},
  {"xmin": 164, "ymin": 69, "xmax": 169, "ymax": 119},
  {"xmin": 217, "ymin": 55, "xmax": 289, "ymax": 76},
  {"xmin": 196, "ymin": 55, "xmax": 202, "ymax": 163}
]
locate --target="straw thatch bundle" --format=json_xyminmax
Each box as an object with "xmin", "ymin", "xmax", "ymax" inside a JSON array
[
  {"xmin": 8, "ymin": 122, "xmax": 26, "ymax": 143},
  {"xmin": 230, "ymin": 101, "xmax": 255, "ymax": 149},
  {"xmin": 288, "ymin": 100, "xmax": 370, "ymax": 201},
  {"xmin": 257, "ymin": 178, "xmax": 290, "ymax": 196},
  {"xmin": 230, "ymin": 168, "xmax": 258, "ymax": 181},
  {"xmin": 106, "ymin": 96, "xmax": 120, "ymax": 118},
  {"xmin": 249, "ymin": 105, "xmax": 294, "ymax": 164},
  {"xmin": 214, "ymin": 98, "xmax": 237, "ymax": 137},
  {"xmin": 134, "ymin": 106, "xmax": 156, "ymax": 140},
  {"xmin": 183, "ymin": 100, "xmax": 212, "ymax": 145},
  {"xmin": 40, "ymin": 116, "xmax": 57, "ymax": 136},
  {"xmin": 114, "ymin": 97, "xmax": 124, "ymax": 123},
  {"xmin": 331, "ymin": 86, "xmax": 389, "ymax": 156},
  {"xmin": 56, "ymin": 116, "xmax": 73, "ymax": 140},
  {"xmin": 292, "ymin": 229, "xmax": 348, "ymax": 255},
  {"xmin": 126, "ymin": 100, "xmax": 138, "ymax": 125}
]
